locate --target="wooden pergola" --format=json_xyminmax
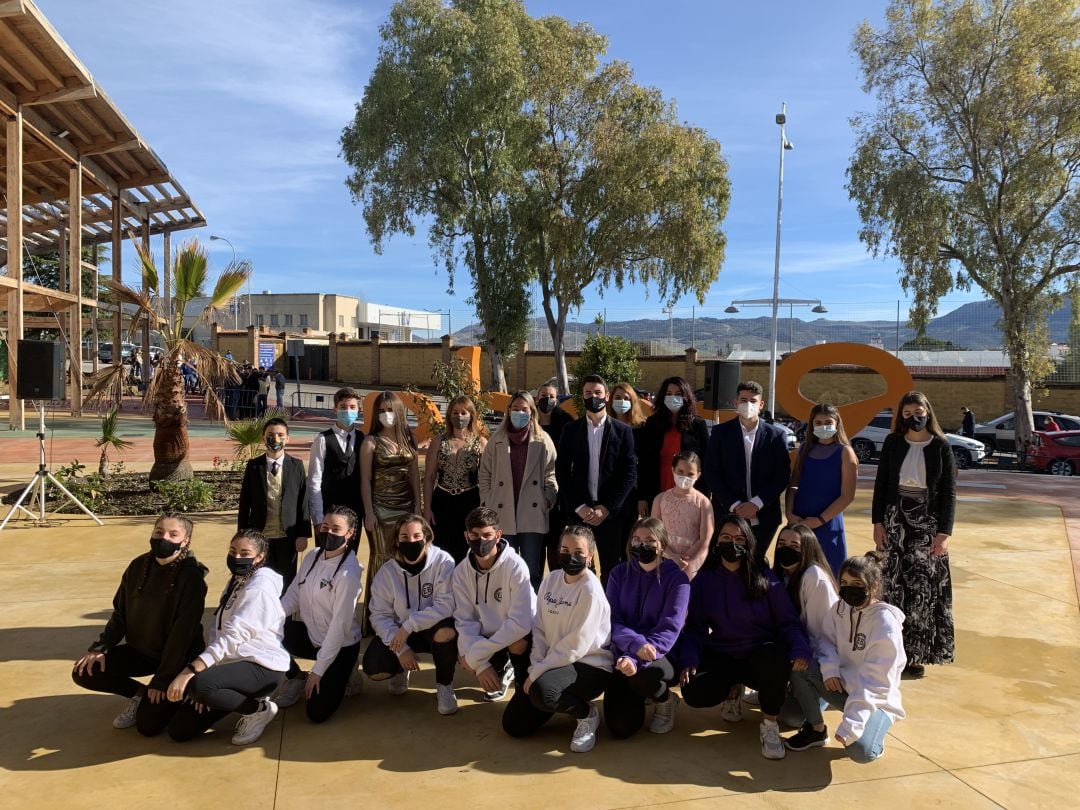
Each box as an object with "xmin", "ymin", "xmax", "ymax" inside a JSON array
[{"xmin": 0, "ymin": 0, "xmax": 205, "ymax": 428}]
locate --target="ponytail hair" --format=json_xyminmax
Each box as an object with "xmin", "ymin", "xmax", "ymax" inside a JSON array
[{"xmin": 839, "ymin": 549, "xmax": 886, "ymax": 597}]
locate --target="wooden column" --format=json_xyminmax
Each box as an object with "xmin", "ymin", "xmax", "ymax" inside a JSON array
[
  {"xmin": 69, "ymin": 162, "xmax": 83, "ymax": 415},
  {"xmin": 163, "ymin": 229, "xmax": 172, "ymax": 334},
  {"xmin": 91, "ymin": 243, "xmax": 100, "ymax": 374},
  {"xmin": 140, "ymin": 218, "xmax": 151, "ymax": 384},
  {"xmin": 111, "ymin": 198, "xmax": 122, "ymax": 403},
  {"xmin": 7, "ymin": 110, "xmax": 24, "ymax": 430}
]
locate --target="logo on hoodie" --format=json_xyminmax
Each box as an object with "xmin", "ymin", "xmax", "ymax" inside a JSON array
[
  {"xmin": 853, "ymin": 632, "xmax": 866, "ymax": 651},
  {"xmin": 493, "ymin": 587, "xmax": 503, "ymax": 602},
  {"xmin": 421, "ymin": 582, "xmax": 434, "ymax": 599}
]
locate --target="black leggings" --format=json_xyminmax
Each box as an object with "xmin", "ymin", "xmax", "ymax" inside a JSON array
[
  {"xmin": 681, "ymin": 645, "xmax": 792, "ymax": 716},
  {"xmin": 265, "ymin": 536, "xmax": 299, "ymax": 593},
  {"xmin": 282, "ymin": 618, "xmax": 361, "ymax": 723},
  {"xmin": 361, "ymin": 617, "xmax": 457, "ymax": 686},
  {"xmin": 502, "ymin": 662, "xmax": 611, "ymax": 737},
  {"xmin": 167, "ymin": 660, "xmax": 285, "ymax": 742},
  {"xmin": 602, "ymin": 655, "xmax": 676, "ymax": 739},
  {"xmin": 485, "ymin": 642, "xmax": 532, "ymax": 687},
  {"xmin": 71, "ymin": 644, "xmax": 187, "ymax": 737}
]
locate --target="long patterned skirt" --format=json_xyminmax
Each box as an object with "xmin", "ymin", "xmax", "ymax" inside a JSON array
[{"xmin": 882, "ymin": 489, "xmax": 955, "ymax": 666}]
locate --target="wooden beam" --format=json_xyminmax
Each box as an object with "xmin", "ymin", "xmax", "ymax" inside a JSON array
[
  {"xmin": 0, "ymin": 1, "xmax": 27, "ymax": 19},
  {"xmin": 78, "ymin": 136, "xmax": 140, "ymax": 157},
  {"xmin": 0, "ymin": 46, "xmax": 35, "ymax": 91},
  {"xmin": 0, "ymin": 195, "xmax": 185, "ymax": 237},
  {"xmin": 111, "ymin": 197, "xmax": 121, "ymax": 375},
  {"xmin": 7, "ymin": 110, "xmax": 25, "ymax": 429},
  {"xmin": 119, "ymin": 172, "xmax": 171, "ymax": 188},
  {"xmin": 19, "ymin": 79, "xmax": 98, "ymax": 107},
  {"xmin": 69, "ymin": 160, "xmax": 83, "ymax": 415}
]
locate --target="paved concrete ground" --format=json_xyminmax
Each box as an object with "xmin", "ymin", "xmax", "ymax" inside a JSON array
[{"xmin": 0, "ymin": 428, "xmax": 1077, "ymax": 808}]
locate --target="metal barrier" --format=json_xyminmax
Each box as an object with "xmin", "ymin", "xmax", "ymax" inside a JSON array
[{"xmin": 290, "ymin": 390, "xmax": 337, "ymax": 419}]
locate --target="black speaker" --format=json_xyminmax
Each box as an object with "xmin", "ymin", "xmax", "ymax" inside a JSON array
[
  {"xmin": 16, "ymin": 340, "xmax": 66, "ymax": 400},
  {"xmin": 701, "ymin": 360, "xmax": 741, "ymax": 410}
]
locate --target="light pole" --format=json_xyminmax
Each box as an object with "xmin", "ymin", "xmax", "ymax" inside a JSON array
[
  {"xmin": 724, "ymin": 299, "xmax": 827, "ymax": 398},
  {"xmin": 769, "ymin": 103, "xmax": 795, "ymax": 418},
  {"xmin": 209, "ymin": 234, "xmax": 238, "ymax": 328}
]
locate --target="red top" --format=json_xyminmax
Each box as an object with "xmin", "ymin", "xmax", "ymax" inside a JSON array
[{"xmin": 659, "ymin": 426, "xmax": 682, "ymax": 493}]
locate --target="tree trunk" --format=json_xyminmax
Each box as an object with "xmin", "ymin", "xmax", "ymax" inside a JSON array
[
  {"xmin": 1010, "ymin": 360, "xmax": 1035, "ymax": 461},
  {"xmin": 98, "ymin": 449, "xmax": 109, "ymax": 479},
  {"xmin": 149, "ymin": 363, "xmax": 192, "ymax": 482},
  {"xmin": 1000, "ymin": 296, "xmax": 1036, "ymax": 460},
  {"xmin": 488, "ymin": 345, "xmax": 508, "ymax": 393},
  {"xmin": 540, "ymin": 287, "xmax": 571, "ymax": 395}
]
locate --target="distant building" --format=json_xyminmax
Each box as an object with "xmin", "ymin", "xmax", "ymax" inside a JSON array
[{"xmin": 181, "ymin": 292, "xmax": 442, "ymax": 344}]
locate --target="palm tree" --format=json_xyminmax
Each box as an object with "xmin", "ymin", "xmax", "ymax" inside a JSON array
[
  {"xmin": 96, "ymin": 405, "xmax": 133, "ymax": 478},
  {"xmin": 88, "ymin": 238, "xmax": 251, "ymax": 481},
  {"xmin": 225, "ymin": 407, "xmax": 290, "ymax": 460}
]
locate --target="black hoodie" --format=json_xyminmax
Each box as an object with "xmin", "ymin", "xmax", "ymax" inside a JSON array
[{"xmin": 90, "ymin": 552, "xmax": 208, "ymax": 689}]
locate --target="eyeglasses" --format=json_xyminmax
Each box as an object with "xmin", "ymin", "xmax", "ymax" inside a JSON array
[{"xmin": 718, "ymin": 533, "xmax": 745, "ymax": 543}]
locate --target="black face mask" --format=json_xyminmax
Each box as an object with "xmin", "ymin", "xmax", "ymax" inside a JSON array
[
  {"xmin": 226, "ymin": 555, "xmax": 256, "ymax": 577},
  {"xmin": 265, "ymin": 438, "xmax": 285, "ymax": 452},
  {"xmin": 903, "ymin": 414, "xmax": 928, "ymax": 431},
  {"xmin": 717, "ymin": 541, "xmax": 747, "ymax": 564},
  {"xmin": 150, "ymin": 537, "xmax": 182, "ymax": 559},
  {"xmin": 322, "ymin": 532, "xmax": 348, "ymax": 552},
  {"xmin": 537, "ymin": 397, "xmax": 557, "ymax": 415},
  {"xmin": 630, "ymin": 543, "xmax": 659, "ymax": 564},
  {"xmin": 559, "ymin": 551, "xmax": 588, "ymax": 575},
  {"xmin": 398, "ymin": 541, "xmax": 426, "ymax": 563},
  {"xmin": 584, "ymin": 396, "xmax": 607, "ymax": 414},
  {"xmin": 314, "ymin": 531, "xmax": 327, "ymax": 550},
  {"xmin": 468, "ymin": 537, "xmax": 498, "ymax": 558},
  {"xmin": 775, "ymin": 545, "xmax": 801, "ymax": 568},
  {"xmin": 839, "ymin": 585, "xmax": 869, "ymax": 608}
]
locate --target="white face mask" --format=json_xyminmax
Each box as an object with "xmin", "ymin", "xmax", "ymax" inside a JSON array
[
  {"xmin": 674, "ymin": 474, "xmax": 695, "ymax": 491},
  {"xmin": 813, "ymin": 425, "xmax": 837, "ymax": 440},
  {"xmin": 379, "ymin": 412, "xmax": 395, "ymax": 428},
  {"xmin": 664, "ymin": 395, "xmax": 684, "ymax": 412},
  {"xmin": 737, "ymin": 401, "xmax": 759, "ymax": 420},
  {"xmin": 612, "ymin": 399, "xmax": 631, "ymax": 414},
  {"xmin": 453, "ymin": 414, "xmax": 471, "ymax": 429}
]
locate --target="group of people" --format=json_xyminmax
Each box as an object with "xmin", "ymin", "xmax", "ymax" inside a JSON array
[
  {"xmin": 222, "ymin": 364, "xmax": 287, "ymax": 419},
  {"xmin": 72, "ymin": 376, "xmax": 957, "ymax": 763}
]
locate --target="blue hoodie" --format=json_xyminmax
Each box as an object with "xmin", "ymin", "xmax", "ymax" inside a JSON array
[
  {"xmin": 605, "ymin": 558, "xmax": 691, "ymax": 664},
  {"xmin": 678, "ymin": 562, "xmax": 812, "ymax": 668}
]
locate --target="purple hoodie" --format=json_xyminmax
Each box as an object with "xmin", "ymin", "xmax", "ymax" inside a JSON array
[
  {"xmin": 605, "ymin": 558, "xmax": 691, "ymax": 664},
  {"xmin": 678, "ymin": 563, "xmax": 812, "ymax": 668}
]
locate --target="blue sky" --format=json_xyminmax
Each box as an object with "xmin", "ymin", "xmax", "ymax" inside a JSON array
[{"xmin": 37, "ymin": 0, "xmax": 987, "ymax": 327}]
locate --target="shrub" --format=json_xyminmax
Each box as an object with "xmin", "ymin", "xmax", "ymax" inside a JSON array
[
  {"xmin": 152, "ymin": 478, "xmax": 214, "ymax": 511},
  {"xmin": 571, "ymin": 329, "xmax": 641, "ymax": 412}
]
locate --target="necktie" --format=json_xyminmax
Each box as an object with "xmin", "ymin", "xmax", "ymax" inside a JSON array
[
  {"xmin": 345, "ymin": 433, "xmax": 351, "ymax": 453},
  {"xmin": 270, "ymin": 461, "xmax": 279, "ymax": 476}
]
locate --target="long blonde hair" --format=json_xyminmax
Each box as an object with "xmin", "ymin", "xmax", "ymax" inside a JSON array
[
  {"xmin": 499, "ymin": 391, "xmax": 540, "ymax": 437},
  {"xmin": 445, "ymin": 395, "xmax": 488, "ymax": 439},
  {"xmin": 609, "ymin": 382, "xmax": 646, "ymax": 427},
  {"xmin": 371, "ymin": 391, "xmax": 417, "ymax": 452}
]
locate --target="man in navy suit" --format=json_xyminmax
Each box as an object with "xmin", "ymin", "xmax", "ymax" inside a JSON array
[
  {"xmin": 556, "ymin": 374, "xmax": 638, "ymax": 585},
  {"xmin": 704, "ymin": 380, "xmax": 791, "ymax": 561},
  {"xmin": 238, "ymin": 417, "xmax": 312, "ymax": 592}
]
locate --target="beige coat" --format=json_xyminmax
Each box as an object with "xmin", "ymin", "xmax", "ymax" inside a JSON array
[{"xmin": 478, "ymin": 428, "xmax": 558, "ymax": 536}]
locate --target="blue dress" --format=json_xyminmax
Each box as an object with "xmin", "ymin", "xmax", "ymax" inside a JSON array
[{"xmin": 792, "ymin": 443, "xmax": 847, "ymax": 575}]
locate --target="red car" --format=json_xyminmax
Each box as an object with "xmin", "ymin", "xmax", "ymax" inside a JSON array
[{"xmin": 1029, "ymin": 430, "xmax": 1080, "ymax": 476}]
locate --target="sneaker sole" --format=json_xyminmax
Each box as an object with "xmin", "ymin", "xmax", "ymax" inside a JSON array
[
  {"xmin": 784, "ymin": 736, "xmax": 830, "ymax": 752},
  {"xmin": 761, "ymin": 747, "xmax": 786, "ymax": 760}
]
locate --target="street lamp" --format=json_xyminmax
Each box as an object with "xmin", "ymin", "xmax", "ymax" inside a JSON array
[
  {"xmin": 768, "ymin": 103, "xmax": 795, "ymax": 418},
  {"xmin": 209, "ymin": 235, "xmax": 238, "ymax": 329},
  {"xmin": 724, "ymin": 298, "xmax": 827, "ymax": 391}
]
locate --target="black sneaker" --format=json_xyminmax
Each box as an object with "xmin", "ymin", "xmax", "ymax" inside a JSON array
[
  {"xmin": 784, "ymin": 722, "xmax": 830, "ymax": 751},
  {"xmin": 902, "ymin": 664, "xmax": 925, "ymax": 679}
]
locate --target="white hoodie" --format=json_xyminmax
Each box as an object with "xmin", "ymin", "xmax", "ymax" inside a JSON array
[
  {"xmin": 818, "ymin": 600, "xmax": 907, "ymax": 743},
  {"xmin": 199, "ymin": 566, "xmax": 289, "ymax": 672},
  {"xmin": 798, "ymin": 564, "xmax": 839, "ymax": 658},
  {"xmin": 452, "ymin": 541, "xmax": 536, "ymax": 673},
  {"xmin": 280, "ymin": 548, "xmax": 364, "ymax": 677},
  {"xmin": 529, "ymin": 569, "xmax": 613, "ymax": 682},
  {"xmin": 369, "ymin": 544, "xmax": 456, "ymax": 653}
]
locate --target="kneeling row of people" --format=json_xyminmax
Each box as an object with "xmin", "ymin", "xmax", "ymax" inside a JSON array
[{"xmin": 73, "ymin": 507, "xmax": 905, "ymax": 761}]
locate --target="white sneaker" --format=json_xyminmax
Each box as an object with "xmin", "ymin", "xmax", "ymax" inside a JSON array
[
  {"xmin": 274, "ymin": 674, "xmax": 306, "ymax": 708},
  {"xmin": 345, "ymin": 668, "xmax": 365, "ymax": 697},
  {"xmin": 484, "ymin": 661, "xmax": 515, "ymax": 702},
  {"xmin": 570, "ymin": 704, "xmax": 600, "ymax": 753},
  {"xmin": 232, "ymin": 698, "xmax": 278, "ymax": 745},
  {"xmin": 760, "ymin": 719, "xmax": 786, "ymax": 760},
  {"xmin": 648, "ymin": 692, "xmax": 680, "ymax": 734},
  {"xmin": 719, "ymin": 697, "xmax": 743, "ymax": 722},
  {"xmin": 388, "ymin": 670, "xmax": 410, "ymax": 696},
  {"xmin": 742, "ymin": 688, "xmax": 761, "ymax": 706},
  {"xmin": 436, "ymin": 683, "xmax": 459, "ymax": 715},
  {"xmin": 112, "ymin": 694, "xmax": 141, "ymax": 729}
]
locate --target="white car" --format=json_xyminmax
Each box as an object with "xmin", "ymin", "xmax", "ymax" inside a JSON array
[
  {"xmin": 974, "ymin": 411, "xmax": 1080, "ymax": 455},
  {"xmin": 852, "ymin": 411, "xmax": 987, "ymax": 469}
]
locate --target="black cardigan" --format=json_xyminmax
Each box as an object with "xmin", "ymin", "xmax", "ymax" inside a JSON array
[
  {"xmin": 871, "ymin": 433, "xmax": 956, "ymax": 535},
  {"xmin": 635, "ymin": 413, "xmax": 712, "ymax": 503}
]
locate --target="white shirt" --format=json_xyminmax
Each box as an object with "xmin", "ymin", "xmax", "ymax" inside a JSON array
[
  {"xmin": 529, "ymin": 569, "xmax": 613, "ymax": 681},
  {"xmin": 586, "ymin": 413, "xmax": 607, "ymax": 502},
  {"xmin": 900, "ymin": 437, "xmax": 931, "ymax": 489},
  {"xmin": 307, "ymin": 424, "xmax": 359, "ymax": 524},
  {"xmin": 200, "ymin": 567, "xmax": 289, "ymax": 672},
  {"xmin": 733, "ymin": 419, "xmax": 763, "ymax": 524}
]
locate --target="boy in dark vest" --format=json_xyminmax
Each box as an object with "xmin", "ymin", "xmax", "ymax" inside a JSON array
[{"xmin": 308, "ymin": 387, "xmax": 365, "ymax": 551}]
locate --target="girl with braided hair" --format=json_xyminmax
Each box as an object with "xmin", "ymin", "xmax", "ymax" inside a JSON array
[{"xmin": 72, "ymin": 513, "xmax": 208, "ymax": 736}]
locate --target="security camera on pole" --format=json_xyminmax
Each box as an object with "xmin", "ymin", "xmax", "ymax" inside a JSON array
[{"xmin": 768, "ymin": 103, "xmax": 795, "ymax": 419}]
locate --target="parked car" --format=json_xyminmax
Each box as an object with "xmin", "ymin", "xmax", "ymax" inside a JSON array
[
  {"xmin": 974, "ymin": 410, "xmax": 1080, "ymax": 455},
  {"xmin": 98, "ymin": 342, "xmax": 165, "ymax": 364},
  {"xmin": 852, "ymin": 410, "xmax": 987, "ymax": 469},
  {"xmin": 1028, "ymin": 430, "xmax": 1080, "ymax": 476}
]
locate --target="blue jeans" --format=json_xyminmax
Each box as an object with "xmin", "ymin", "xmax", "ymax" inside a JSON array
[
  {"xmin": 507, "ymin": 532, "xmax": 545, "ymax": 591},
  {"xmin": 788, "ymin": 660, "xmax": 893, "ymax": 763}
]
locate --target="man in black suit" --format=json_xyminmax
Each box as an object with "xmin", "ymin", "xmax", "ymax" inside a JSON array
[
  {"xmin": 704, "ymin": 380, "xmax": 791, "ymax": 561},
  {"xmin": 307, "ymin": 387, "xmax": 365, "ymax": 552},
  {"xmin": 556, "ymin": 374, "xmax": 638, "ymax": 585},
  {"xmin": 238, "ymin": 417, "xmax": 312, "ymax": 592}
]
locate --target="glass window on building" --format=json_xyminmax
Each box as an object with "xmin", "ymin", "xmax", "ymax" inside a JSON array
[
  {"xmin": 351, "ymin": 316, "xmax": 358, "ymax": 327},
  {"xmin": 284, "ymin": 314, "xmax": 293, "ymax": 327},
  {"xmin": 338, "ymin": 314, "xmax": 344, "ymax": 327},
  {"xmin": 299, "ymin": 314, "xmax": 308, "ymax": 327},
  {"xmin": 256, "ymin": 314, "xmax": 264, "ymax": 327},
  {"xmin": 270, "ymin": 314, "xmax": 279, "ymax": 327}
]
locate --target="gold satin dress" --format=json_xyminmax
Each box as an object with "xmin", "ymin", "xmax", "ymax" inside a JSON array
[{"xmin": 366, "ymin": 436, "xmax": 417, "ymax": 590}]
